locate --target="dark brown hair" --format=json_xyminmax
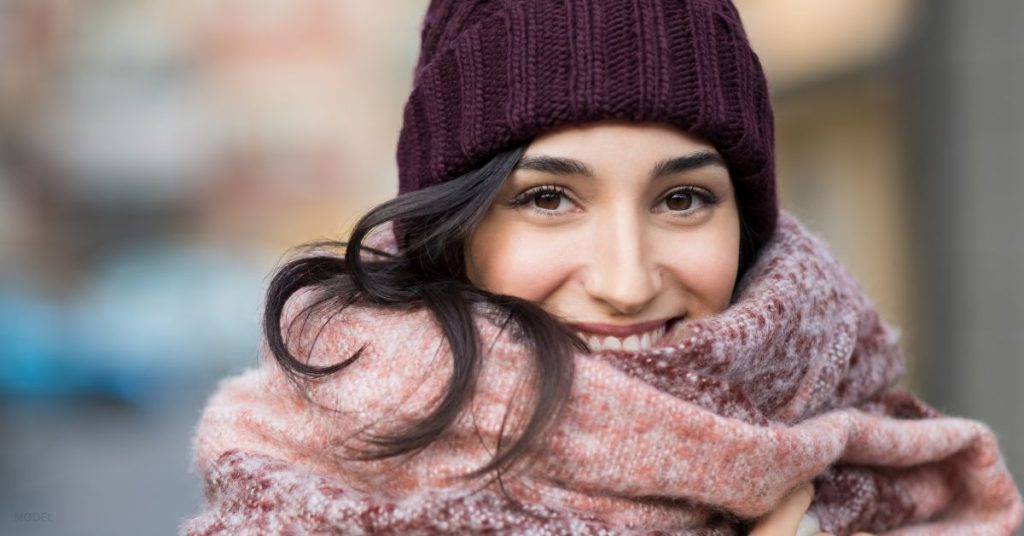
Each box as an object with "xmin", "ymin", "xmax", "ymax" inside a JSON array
[{"xmin": 262, "ymin": 142, "xmax": 759, "ymax": 479}]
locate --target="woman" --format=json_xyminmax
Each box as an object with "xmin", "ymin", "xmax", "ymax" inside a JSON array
[{"xmin": 182, "ymin": 1, "xmax": 1024, "ymax": 534}]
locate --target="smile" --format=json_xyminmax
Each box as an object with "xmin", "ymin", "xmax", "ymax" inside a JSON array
[{"xmin": 568, "ymin": 316, "xmax": 684, "ymax": 351}]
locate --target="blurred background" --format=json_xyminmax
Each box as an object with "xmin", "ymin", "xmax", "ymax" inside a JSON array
[{"xmin": 1, "ymin": 1, "xmax": 1021, "ymax": 534}]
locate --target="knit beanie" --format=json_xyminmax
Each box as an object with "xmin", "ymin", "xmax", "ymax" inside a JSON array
[{"xmin": 395, "ymin": 0, "xmax": 777, "ymax": 253}]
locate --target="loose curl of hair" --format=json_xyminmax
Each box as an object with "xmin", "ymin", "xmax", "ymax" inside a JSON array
[{"xmin": 262, "ymin": 142, "xmax": 759, "ymax": 481}]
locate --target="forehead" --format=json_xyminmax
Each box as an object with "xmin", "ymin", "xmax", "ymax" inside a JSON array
[
  {"xmin": 513, "ymin": 120, "xmax": 730, "ymax": 187},
  {"xmin": 523, "ymin": 120, "xmax": 717, "ymax": 158}
]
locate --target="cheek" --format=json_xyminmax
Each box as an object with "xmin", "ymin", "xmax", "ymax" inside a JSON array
[
  {"xmin": 466, "ymin": 208, "xmax": 742, "ymax": 315},
  {"xmin": 658, "ymin": 225, "xmax": 740, "ymax": 314},
  {"xmin": 466, "ymin": 226, "xmax": 573, "ymax": 302}
]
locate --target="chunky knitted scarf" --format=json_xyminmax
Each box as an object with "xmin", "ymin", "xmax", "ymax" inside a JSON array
[{"xmin": 182, "ymin": 211, "xmax": 1023, "ymax": 535}]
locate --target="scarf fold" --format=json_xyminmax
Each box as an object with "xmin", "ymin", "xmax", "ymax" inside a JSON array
[{"xmin": 182, "ymin": 211, "xmax": 1023, "ymax": 535}]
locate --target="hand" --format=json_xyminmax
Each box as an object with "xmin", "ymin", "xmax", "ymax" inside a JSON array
[{"xmin": 749, "ymin": 482, "xmax": 876, "ymax": 536}]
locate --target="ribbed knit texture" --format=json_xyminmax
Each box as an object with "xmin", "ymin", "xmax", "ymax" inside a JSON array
[
  {"xmin": 396, "ymin": 0, "xmax": 777, "ymax": 250},
  {"xmin": 182, "ymin": 211, "xmax": 1024, "ymax": 535}
]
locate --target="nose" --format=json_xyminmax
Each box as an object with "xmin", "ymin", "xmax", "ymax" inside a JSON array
[{"xmin": 583, "ymin": 212, "xmax": 661, "ymax": 315}]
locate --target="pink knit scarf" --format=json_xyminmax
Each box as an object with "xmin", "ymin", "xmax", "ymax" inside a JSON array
[{"xmin": 182, "ymin": 211, "xmax": 1023, "ymax": 535}]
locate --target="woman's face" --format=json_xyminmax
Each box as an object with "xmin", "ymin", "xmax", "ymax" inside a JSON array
[{"xmin": 465, "ymin": 119, "xmax": 740, "ymax": 351}]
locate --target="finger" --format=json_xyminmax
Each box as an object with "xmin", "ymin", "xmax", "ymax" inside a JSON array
[{"xmin": 749, "ymin": 483, "xmax": 815, "ymax": 536}]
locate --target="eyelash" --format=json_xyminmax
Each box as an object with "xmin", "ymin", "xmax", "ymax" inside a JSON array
[
  {"xmin": 506, "ymin": 186, "xmax": 571, "ymax": 217},
  {"xmin": 507, "ymin": 185, "xmax": 721, "ymax": 218}
]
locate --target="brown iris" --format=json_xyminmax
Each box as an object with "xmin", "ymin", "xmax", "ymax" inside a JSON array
[
  {"xmin": 665, "ymin": 191, "xmax": 694, "ymax": 211},
  {"xmin": 535, "ymin": 192, "xmax": 562, "ymax": 210}
]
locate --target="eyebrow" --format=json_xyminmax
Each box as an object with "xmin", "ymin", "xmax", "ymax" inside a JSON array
[{"xmin": 512, "ymin": 151, "xmax": 727, "ymax": 180}]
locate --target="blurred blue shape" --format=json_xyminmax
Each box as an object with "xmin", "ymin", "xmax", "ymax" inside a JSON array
[
  {"xmin": 0, "ymin": 290, "xmax": 67, "ymax": 396},
  {"xmin": 0, "ymin": 241, "xmax": 270, "ymax": 406}
]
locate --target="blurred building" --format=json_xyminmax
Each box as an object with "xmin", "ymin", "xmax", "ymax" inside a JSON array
[{"xmin": 1, "ymin": 1, "xmax": 1021, "ymax": 535}]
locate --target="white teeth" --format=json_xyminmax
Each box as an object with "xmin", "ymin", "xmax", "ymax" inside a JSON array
[{"xmin": 575, "ymin": 322, "xmax": 674, "ymax": 352}]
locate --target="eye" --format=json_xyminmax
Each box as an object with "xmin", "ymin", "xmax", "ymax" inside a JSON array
[
  {"xmin": 508, "ymin": 185, "xmax": 577, "ymax": 216},
  {"xmin": 665, "ymin": 190, "xmax": 698, "ymax": 211},
  {"xmin": 533, "ymin": 190, "xmax": 565, "ymax": 211},
  {"xmin": 655, "ymin": 186, "xmax": 719, "ymax": 217}
]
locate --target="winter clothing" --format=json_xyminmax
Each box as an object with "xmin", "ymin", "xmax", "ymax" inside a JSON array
[
  {"xmin": 182, "ymin": 0, "xmax": 1024, "ymax": 532},
  {"xmin": 181, "ymin": 212, "xmax": 1024, "ymax": 535},
  {"xmin": 395, "ymin": 0, "xmax": 777, "ymax": 251}
]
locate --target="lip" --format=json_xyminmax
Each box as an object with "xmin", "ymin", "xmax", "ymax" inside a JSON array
[{"xmin": 566, "ymin": 316, "xmax": 684, "ymax": 337}]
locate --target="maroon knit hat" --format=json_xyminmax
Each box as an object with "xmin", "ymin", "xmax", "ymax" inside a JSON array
[{"xmin": 396, "ymin": 0, "xmax": 778, "ymax": 251}]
